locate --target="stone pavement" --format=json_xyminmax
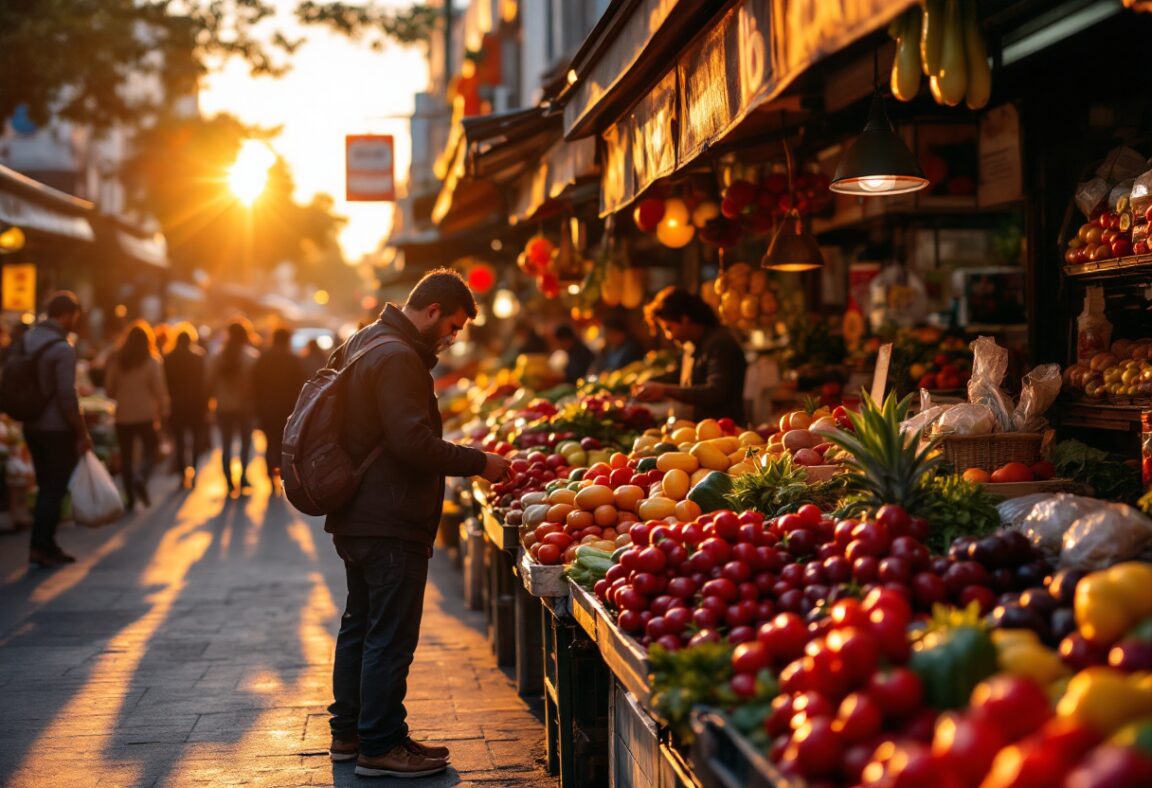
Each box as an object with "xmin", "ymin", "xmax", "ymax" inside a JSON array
[{"xmin": 0, "ymin": 453, "xmax": 555, "ymax": 787}]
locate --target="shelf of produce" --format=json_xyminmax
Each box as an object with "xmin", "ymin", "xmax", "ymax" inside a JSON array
[
  {"xmin": 480, "ymin": 506, "xmax": 519, "ymax": 551},
  {"xmin": 1063, "ymin": 253, "xmax": 1152, "ymax": 283},
  {"xmin": 689, "ymin": 710, "xmax": 796, "ymax": 788},
  {"xmin": 570, "ymin": 583, "xmax": 652, "ymax": 707},
  {"xmin": 1058, "ymin": 400, "xmax": 1144, "ymax": 432}
]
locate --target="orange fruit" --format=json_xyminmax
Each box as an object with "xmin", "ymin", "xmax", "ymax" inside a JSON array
[
  {"xmin": 990, "ymin": 462, "xmax": 1034, "ymax": 483},
  {"xmin": 962, "ymin": 468, "xmax": 992, "ymax": 483}
]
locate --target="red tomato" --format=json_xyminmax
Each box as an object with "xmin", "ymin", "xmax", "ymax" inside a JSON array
[
  {"xmin": 783, "ymin": 718, "xmax": 842, "ymax": 779},
  {"xmin": 968, "ymin": 675, "xmax": 1053, "ymax": 742},
  {"xmin": 866, "ymin": 668, "xmax": 924, "ymax": 720},
  {"xmin": 825, "ymin": 626, "xmax": 880, "ymax": 685},
  {"xmin": 790, "ymin": 691, "xmax": 836, "ymax": 730},
  {"xmin": 729, "ymin": 672, "xmax": 759, "ymax": 699},
  {"xmin": 863, "ymin": 587, "xmax": 912, "ymax": 627},
  {"xmin": 635, "ymin": 545, "xmax": 667, "ymax": 573},
  {"xmin": 537, "ymin": 544, "xmax": 562, "ymax": 565},
  {"xmin": 833, "ymin": 692, "xmax": 883, "ymax": 743},
  {"xmin": 712, "ymin": 511, "xmax": 741, "ymax": 542},
  {"xmin": 796, "ymin": 504, "xmax": 824, "ymax": 527},
  {"xmin": 758, "ymin": 613, "xmax": 808, "ymax": 662},
  {"xmin": 542, "ymin": 532, "xmax": 573, "ymax": 549},
  {"xmin": 931, "ymin": 711, "xmax": 1006, "ymax": 786},
  {"xmin": 732, "ymin": 641, "xmax": 772, "ymax": 675},
  {"xmin": 828, "ymin": 598, "xmax": 870, "ymax": 629}
]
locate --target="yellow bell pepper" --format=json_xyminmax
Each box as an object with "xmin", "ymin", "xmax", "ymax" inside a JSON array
[
  {"xmin": 992, "ymin": 629, "xmax": 1071, "ymax": 686},
  {"xmin": 1074, "ymin": 562, "xmax": 1152, "ymax": 647},
  {"xmin": 1056, "ymin": 667, "xmax": 1152, "ymax": 735}
]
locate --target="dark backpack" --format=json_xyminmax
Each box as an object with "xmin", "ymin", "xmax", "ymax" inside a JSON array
[
  {"xmin": 0, "ymin": 336, "xmax": 65, "ymax": 422},
  {"xmin": 281, "ymin": 334, "xmax": 399, "ymax": 516}
]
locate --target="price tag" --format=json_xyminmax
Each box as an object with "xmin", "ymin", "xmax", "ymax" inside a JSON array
[{"xmin": 870, "ymin": 343, "xmax": 893, "ymax": 403}]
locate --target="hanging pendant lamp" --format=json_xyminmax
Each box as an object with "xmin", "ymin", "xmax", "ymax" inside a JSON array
[
  {"xmin": 830, "ymin": 91, "xmax": 928, "ymax": 195},
  {"xmin": 761, "ymin": 133, "xmax": 824, "ymax": 272},
  {"xmin": 761, "ymin": 210, "xmax": 824, "ymax": 272}
]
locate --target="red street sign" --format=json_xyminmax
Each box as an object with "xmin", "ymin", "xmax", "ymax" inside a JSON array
[{"xmin": 346, "ymin": 134, "xmax": 395, "ymax": 202}]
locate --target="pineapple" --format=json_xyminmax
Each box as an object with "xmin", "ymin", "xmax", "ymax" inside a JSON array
[{"xmin": 825, "ymin": 392, "xmax": 940, "ymax": 514}]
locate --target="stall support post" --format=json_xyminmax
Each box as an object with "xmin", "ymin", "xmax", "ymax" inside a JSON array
[
  {"xmin": 515, "ymin": 582, "xmax": 545, "ymax": 695},
  {"xmin": 544, "ymin": 607, "xmax": 610, "ymax": 786},
  {"xmin": 483, "ymin": 537, "xmax": 516, "ymax": 666}
]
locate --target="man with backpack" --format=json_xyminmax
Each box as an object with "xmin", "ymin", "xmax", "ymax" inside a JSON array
[
  {"xmin": 16, "ymin": 291, "xmax": 93, "ymax": 567},
  {"xmin": 321, "ymin": 269, "xmax": 509, "ymax": 779}
]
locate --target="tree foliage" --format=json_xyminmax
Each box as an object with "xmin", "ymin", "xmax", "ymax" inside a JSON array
[{"xmin": 0, "ymin": 1, "xmax": 437, "ymax": 130}]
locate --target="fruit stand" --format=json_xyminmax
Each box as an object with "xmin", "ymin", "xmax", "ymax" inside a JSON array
[{"xmin": 445, "ymin": 367, "xmax": 1152, "ymax": 786}]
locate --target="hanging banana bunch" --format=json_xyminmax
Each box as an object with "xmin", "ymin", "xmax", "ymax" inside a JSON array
[{"xmin": 888, "ymin": 0, "xmax": 992, "ymax": 110}]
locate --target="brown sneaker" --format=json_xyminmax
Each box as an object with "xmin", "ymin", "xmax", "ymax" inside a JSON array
[
  {"xmin": 329, "ymin": 735, "xmax": 358, "ymax": 762},
  {"xmin": 29, "ymin": 548, "xmax": 65, "ymax": 567},
  {"xmin": 403, "ymin": 735, "xmax": 450, "ymax": 761},
  {"xmin": 354, "ymin": 743, "xmax": 448, "ymax": 778}
]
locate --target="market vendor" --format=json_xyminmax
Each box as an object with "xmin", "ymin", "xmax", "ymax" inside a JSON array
[{"xmin": 633, "ymin": 286, "xmax": 747, "ymax": 424}]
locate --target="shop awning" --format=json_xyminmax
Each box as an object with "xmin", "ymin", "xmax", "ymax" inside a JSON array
[
  {"xmin": 509, "ymin": 135, "xmax": 599, "ymax": 223},
  {"xmin": 0, "ymin": 163, "xmax": 94, "ymax": 242},
  {"xmin": 581, "ymin": 0, "xmax": 917, "ymax": 215},
  {"xmin": 432, "ymin": 107, "xmax": 561, "ymax": 233},
  {"xmin": 94, "ymin": 214, "xmax": 169, "ymax": 269}
]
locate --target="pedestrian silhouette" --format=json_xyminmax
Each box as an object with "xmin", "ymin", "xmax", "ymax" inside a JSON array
[
  {"xmin": 207, "ymin": 319, "xmax": 259, "ymax": 494},
  {"xmin": 300, "ymin": 338, "xmax": 328, "ymax": 378},
  {"xmin": 252, "ymin": 327, "xmax": 306, "ymax": 485},
  {"xmin": 163, "ymin": 322, "xmax": 209, "ymax": 487}
]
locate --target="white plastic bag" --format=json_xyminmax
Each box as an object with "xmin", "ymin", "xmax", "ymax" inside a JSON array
[
  {"xmin": 1061, "ymin": 504, "xmax": 1152, "ymax": 571},
  {"xmin": 69, "ymin": 451, "xmax": 124, "ymax": 527}
]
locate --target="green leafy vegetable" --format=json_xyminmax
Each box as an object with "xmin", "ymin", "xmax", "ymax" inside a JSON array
[
  {"xmin": 1050, "ymin": 439, "xmax": 1141, "ymax": 504},
  {"xmin": 728, "ymin": 452, "xmax": 848, "ymax": 517}
]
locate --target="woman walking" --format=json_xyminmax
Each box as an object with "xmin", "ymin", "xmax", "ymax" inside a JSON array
[
  {"xmin": 163, "ymin": 323, "xmax": 209, "ymax": 487},
  {"xmin": 208, "ymin": 320, "xmax": 259, "ymax": 494},
  {"xmin": 105, "ymin": 321, "xmax": 170, "ymax": 511}
]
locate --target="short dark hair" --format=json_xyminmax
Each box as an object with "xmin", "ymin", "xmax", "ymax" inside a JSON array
[
  {"xmin": 554, "ymin": 324, "xmax": 577, "ymax": 341},
  {"xmin": 45, "ymin": 290, "xmax": 81, "ymax": 318},
  {"xmin": 644, "ymin": 286, "xmax": 718, "ymax": 331},
  {"xmin": 272, "ymin": 327, "xmax": 292, "ymax": 346},
  {"xmin": 405, "ymin": 268, "xmax": 477, "ymax": 319}
]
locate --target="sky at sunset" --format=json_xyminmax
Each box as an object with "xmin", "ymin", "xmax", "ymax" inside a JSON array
[{"xmin": 198, "ymin": 1, "xmax": 430, "ymax": 262}]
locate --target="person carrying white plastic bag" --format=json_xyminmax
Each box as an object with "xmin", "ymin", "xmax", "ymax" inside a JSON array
[{"xmin": 69, "ymin": 451, "xmax": 124, "ymax": 526}]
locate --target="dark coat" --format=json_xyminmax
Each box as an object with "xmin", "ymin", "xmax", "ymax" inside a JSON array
[
  {"xmin": 657, "ymin": 325, "xmax": 748, "ymax": 423},
  {"xmin": 324, "ymin": 305, "xmax": 486, "ymax": 548},
  {"xmin": 163, "ymin": 343, "xmax": 208, "ymax": 425},
  {"xmin": 252, "ymin": 345, "xmax": 306, "ymax": 425}
]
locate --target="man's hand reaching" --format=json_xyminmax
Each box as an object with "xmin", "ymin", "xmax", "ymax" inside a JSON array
[{"xmin": 480, "ymin": 452, "xmax": 511, "ymax": 483}]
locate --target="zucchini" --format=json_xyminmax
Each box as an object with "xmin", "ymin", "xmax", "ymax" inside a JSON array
[
  {"xmin": 687, "ymin": 471, "xmax": 735, "ymax": 513},
  {"xmin": 962, "ymin": 0, "xmax": 990, "ymax": 109}
]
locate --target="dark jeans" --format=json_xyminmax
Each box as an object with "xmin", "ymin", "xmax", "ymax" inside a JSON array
[
  {"xmin": 170, "ymin": 414, "xmax": 206, "ymax": 473},
  {"xmin": 217, "ymin": 411, "xmax": 252, "ymax": 484},
  {"xmin": 24, "ymin": 430, "xmax": 79, "ymax": 553},
  {"xmin": 329, "ymin": 536, "xmax": 430, "ymax": 756},
  {"xmin": 259, "ymin": 416, "xmax": 287, "ymax": 478},
  {"xmin": 116, "ymin": 421, "xmax": 159, "ymax": 505}
]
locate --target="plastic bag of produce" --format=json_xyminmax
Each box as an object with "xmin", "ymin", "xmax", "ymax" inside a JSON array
[
  {"xmin": 997, "ymin": 493, "xmax": 1055, "ymax": 529},
  {"xmin": 1131, "ymin": 168, "xmax": 1152, "ymax": 217},
  {"xmin": 1076, "ymin": 177, "xmax": 1111, "ymax": 218},
  {"xmin": 1015, "ymin": 494, "xmax": 1105, "ymax": 561},
  {"xmin": 933, "ymin": 403, "xmax": 996, "ymax": 436},
  {"xmin": 902, "ymin": 390, "xmax": 950, "ymax": 436},
  {"xmin": 1061, "ymin": 503, "xmax": 1152, "ymax": 570},
  {"xmin": 1012, "ymin": 363, "xmax": 1062, "ymax": 432},
  {"xmin": 1096, "ymin": 146, "xmax": 1147, "ymax": 183},
  {"xmin": 967, "ymin": 336, "xmax": 1015, "ymax": 432}
]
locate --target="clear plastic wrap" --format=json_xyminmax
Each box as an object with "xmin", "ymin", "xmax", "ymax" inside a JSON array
[
  {"xmin": 967, "ymin": 336, "xmax": 1015, "ymax": 432},
  {"xmin": 1012, "ymin": 363, "xmax": 1062, "ymax": 432},
  {"xmin": 1076, "ymin": 177, "xmax": 1111, "ymax": 217},
  {"xmin": 933, "ymin": 403, "xmax": 996, "ymax": 436},
  {"xmin": 997, "ymin": 493, "xmax": 1057, "ymax": 530},
  {"xmin": 1019, "ymin": 495, "xmax": 1107, "ymax": 562},
  {"xmin": 1131, "ymin": 168, "xmax": 1152, "ymax": 217},
  {"xmin": 1096, "ymin": 146, "xmax": 1148, "ymax": 183},
  {"xmin": 1060, "ymin": 503, "xmax": 1152, "ymax": 571}
]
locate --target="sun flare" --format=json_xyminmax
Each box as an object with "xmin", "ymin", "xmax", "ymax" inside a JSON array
[{"xmin": 228, "ymin": 140, "xmax": 276, "ymax": 205}]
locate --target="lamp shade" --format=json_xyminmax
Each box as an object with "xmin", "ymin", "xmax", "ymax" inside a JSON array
[
  {"xmin": 830, "ymin": 93, "xmax": 928, "ymax": 196},
  {"xmin": 760, "ymin": 211, "xmax": 824, "ymax": 272}
]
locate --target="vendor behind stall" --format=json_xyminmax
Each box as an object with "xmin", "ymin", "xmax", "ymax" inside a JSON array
[
  {"xmin": 633, "ymin": 286, "xmax": 747, "ymax": 424},
  {"xmin": 589, "ymin": 310, "xmax": 645, "ymax": 375}
]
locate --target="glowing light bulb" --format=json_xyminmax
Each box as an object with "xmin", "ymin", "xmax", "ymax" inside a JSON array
[
  {"xmin": 859, "ymin": 176, "xmax": 898, "ymax": 192},
  {"xmin": 492, "ymin": 288, "xmax": 518, "ymax": 319}
]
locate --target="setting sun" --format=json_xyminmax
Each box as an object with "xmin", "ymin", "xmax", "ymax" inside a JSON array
[{"xmin": 228, "ymin": 139, "xmax": 276, "ymax": 205}]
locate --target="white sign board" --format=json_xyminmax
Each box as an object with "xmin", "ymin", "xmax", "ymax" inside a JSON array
[{"xmin": 346, "ymin": 135, "xmax": 395, "ymax": 202}]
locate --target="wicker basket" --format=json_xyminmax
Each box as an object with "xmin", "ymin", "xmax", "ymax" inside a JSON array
[{"xmin": 934, "ymin": 432, "xmax": 1043, "ymax": 473}]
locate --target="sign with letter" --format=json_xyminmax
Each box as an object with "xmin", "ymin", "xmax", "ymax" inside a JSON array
[
  {"xmin": 346, "ymin": 135, "xmax": 395, "ymax": 202},
  {"xmin": 2, "ymin": 263, "xmax": 36, "ymax": 312}
]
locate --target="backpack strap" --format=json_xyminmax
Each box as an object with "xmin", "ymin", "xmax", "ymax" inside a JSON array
[{"xmin": 336, "ymin": 334, "xmax": 403, "ymax": 477}]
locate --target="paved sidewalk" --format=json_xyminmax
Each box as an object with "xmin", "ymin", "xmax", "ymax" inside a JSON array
[{"xmin": 0, "ymin": 455, "xmax": 554, "ymax": 787}]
